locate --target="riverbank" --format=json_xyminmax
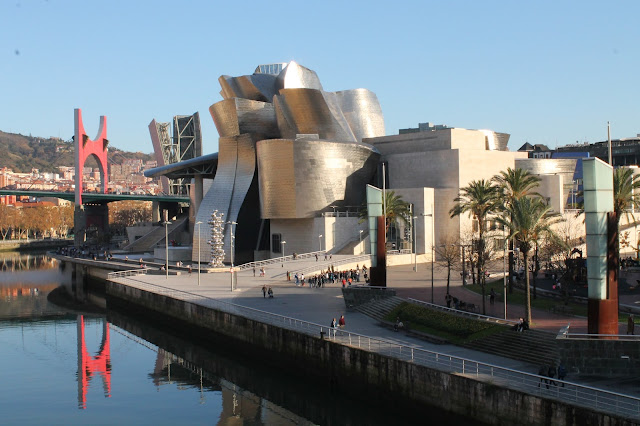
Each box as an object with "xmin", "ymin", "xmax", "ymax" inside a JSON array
[
  {"xmin": 104, "ymin": 262, "xmax": 640, "ymax": 425},
  {"xmin": 0, "ymin": 238, "xmax": 71, "ymax": 252}
]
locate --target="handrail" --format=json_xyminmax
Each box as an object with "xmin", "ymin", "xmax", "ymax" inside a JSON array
[
  {"xmin": 107, "ymin": 268, "xmax": 150, "ymax": 279},
  {"xmin": 109, "ymin": 275, "xmax": 640, "ymax": 419},
  {"xmin": 408, "ymin": 298, "xmax": 520, "ymax": 325},
  {"xmin": 238, "ymin": 250, "xmax": 327, "ymax": 271}
]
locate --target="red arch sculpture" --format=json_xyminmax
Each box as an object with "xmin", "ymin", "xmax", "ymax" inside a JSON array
[
  {"xmin": 77, "ymin": 315, "xmax": 112, "ymax": 409},
  {"xmin": 74, "ymin": 108, "xmax": 108, "ymax": 205}
]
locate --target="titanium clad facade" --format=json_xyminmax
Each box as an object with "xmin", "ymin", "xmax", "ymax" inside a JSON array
[
  {"xmin": 209, "ymin": 98, "xmax": 278, "ymax": 139},
  {"xmin": 275, "ymin": 61, "xmax": 323, "ymax": 91},
  {"xmin": 334, "ymin": 89, "xmax": 386, "ymax": 142},
  {"xmin": 274, "ymin": 89, "xmax": 356, "ymax": 142},
  {"xmin": 257, "ymin": 139, "xmax": 380, "ymax": 218}
]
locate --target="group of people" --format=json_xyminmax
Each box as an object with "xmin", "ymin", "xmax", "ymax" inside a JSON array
[
  {"xmin": 538, "ymin": 363, "xmax": 567, "ymax": 388},
  {"xmin": 261, "ymin": 285, "xmax": 274, "ymax": 298},
  {"xmin": 329, "ymin": 315, "xmax": 346, "ymax": 336},
  {"xmin": 290, "ymin": 266, "xmax": 368, "ymax": 288}
]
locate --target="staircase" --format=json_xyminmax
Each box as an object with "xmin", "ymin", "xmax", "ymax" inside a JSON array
[
  {"xmin": 354, "ymin": 296, "xmax": 405, "ymax": 322},
  {"xmin": 356, "ymin": 296, "xmax": 560, "ymax": 366},
  {"xmin": 461, "ymin": 328, "xmax": 559, "ymax": 366},
  {"xmin": 123, "ymin": 216, "xmax": 187, "ymax": 253}
]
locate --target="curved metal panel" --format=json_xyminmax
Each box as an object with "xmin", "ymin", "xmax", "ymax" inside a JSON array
[
  {"xmin": 274, "ymin": 89, "xmax": 356, "ymax": 142},
  {"xmin": 210, "ymin": 99, "xmax": 278, "ymax": 139},
  {"xmin": 257, "ymin": 139, "xmax": 380, "ymax": 218},
  {"xmin": 275, "ymin": 61, "xmax": 323, "ymax": 91},
  {"xmin": 218, "ymin": 74, "xmax": 278, "ymax": 102},
  {"xmin": 225, "ymin": 134, "xmax": 258, "ymax": 259},
  {"xmin": 334, "ymin": 89, "xmax": 386, "ymax": 142},
  {"xmin": 193, "ymin": 136, "xmax": 238, "ymax": 262}
]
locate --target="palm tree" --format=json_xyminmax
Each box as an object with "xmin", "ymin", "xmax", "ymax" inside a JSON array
[
  {"xmin": 358, "ymin": 190, "xmax": 411, "ymax": 241},
  {"xmin": 613, "ymin": 167, "xmax": 640, "ymax": 227},
  {"xmin": 493, "ymin": 168, "xmax": 542, "ymax": 293},
  {"xmin": 450, "ymin": 179, "xmax": 500, "ymax": 314},
  {"xmin": 383, "ymin": 190, "xmax": 411, "ymax": 235},
  {"xmin": 496, "ymin": 196, "xmax": 563, "ymax": 324}
]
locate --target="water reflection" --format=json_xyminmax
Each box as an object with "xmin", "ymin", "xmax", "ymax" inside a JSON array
[
  {"xmin": 0, "ymin": 253, "xmax": 480, "ymax": 425},
  {"xmin": 77, "ymin": 315, "xmax": 111, "ymax": 409}
]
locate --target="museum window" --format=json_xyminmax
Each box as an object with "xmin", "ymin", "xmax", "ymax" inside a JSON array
[{"xmin": 272, "ymin": 233, "xmax": 282, "ymax": 253}]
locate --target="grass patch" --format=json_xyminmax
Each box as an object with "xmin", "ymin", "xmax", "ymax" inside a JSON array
[
  {"xmin": 385, "ymin": 302, "xmax": 507, "ymax": 344},
  {"xmin": 463, "ymin": 280, "xmax": 589, "ymax": 318}
]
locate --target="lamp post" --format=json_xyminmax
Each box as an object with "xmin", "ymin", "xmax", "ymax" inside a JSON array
[
  {"xmin": 163, "ymin": 212, "xmax": 172, "ymax": 280},
  {"xmin": 196, "ymin": 221, "xmax": 202, "ymax": 286},
  {"xmin": 412, "ymin": 215, "xmax": 418, "ymax": 272},
  {"xmin": 430, "ymin": 206, "xmax": 435, "ymax": 303},
  {"xmin": 281, "ymin": 240, "xmax": 286, "ymax": 267},
  {"xmin": 227, "ymin": 221, "xmax": 237, "ymax": 291},
  {"xmin": 319, "ymin": 234, "xmax": 323, "ymax": 252}
]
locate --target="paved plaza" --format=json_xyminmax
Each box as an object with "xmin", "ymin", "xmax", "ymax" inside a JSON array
[{"xmin": 114, "ymin": 254, "xmax": 640, "ymax": 398}]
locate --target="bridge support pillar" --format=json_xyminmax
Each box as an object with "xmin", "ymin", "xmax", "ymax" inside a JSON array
[
  {"xmin": 152, "ymin": 201, "xmax": 161, "ymax": 223},
  {"xmin": 74, "ymin": 205, "xmax": 87, "ymax": 247}
]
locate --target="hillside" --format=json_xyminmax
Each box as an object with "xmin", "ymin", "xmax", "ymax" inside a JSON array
[{"xmin": 0, "ymin": 131, "xmax": 154, "ymax": 173}]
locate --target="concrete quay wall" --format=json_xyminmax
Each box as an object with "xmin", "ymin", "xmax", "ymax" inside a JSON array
[{"xmin": 106, "ymin": 280, "xmax": 636, "ymax": 426}]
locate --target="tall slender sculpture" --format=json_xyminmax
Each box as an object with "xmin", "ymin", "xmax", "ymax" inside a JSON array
[{"xmin": 208, "ymin": 210, "xmax": 225, "ymax": 267}]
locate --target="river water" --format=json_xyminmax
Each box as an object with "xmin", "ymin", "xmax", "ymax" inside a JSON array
[{"xmin": 0, "ymin": 252, "xmax": 478, "ymax": 425}]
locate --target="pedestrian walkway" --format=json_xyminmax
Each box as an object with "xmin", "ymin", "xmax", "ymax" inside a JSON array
[{"xmin": 109, "ymin": 256, "xmax": 640, "ymax": 399}]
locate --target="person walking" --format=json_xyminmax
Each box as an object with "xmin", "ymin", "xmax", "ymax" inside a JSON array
[
  {"xmin": 262, "ymin": 285, "xmax": 267, "ymax": 298},
  {"xmin": 547, "ymin": 364, "xmax": 557, "ymax": 388},
  {"xmin": 627, "ymin": 314, "xmax": 635, "ymax": 335},
  {"xmin": 537, "ymin": 365, "xmax": 547, "ymax": 388},
  {"xmin": 557, "ymin": 363, "xmax": 567, "ymax": 387},
  {"xmin": 330, "ymin": 318, "xmax": 338, "ymax": 337}
]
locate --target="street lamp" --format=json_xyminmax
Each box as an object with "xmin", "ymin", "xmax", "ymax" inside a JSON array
[
  {"xmin": 319, "ymin": 234, "xmax": 323, "ymax": 252},
  {"xmin": 196, "ymin": 221, "xmax": 202, "ymax": 286},
  {"xmin": 412, "ymin": 216, "xmax": 418, "ymax": 272},
  {"xmin": 430, "ymin": 206, "xmax": 435, "ymax": 303},
  {"xmin": 163, "ymin": 212, "xmax": 172, "ymax": 280},
  {"xmin": 227, "ymin": 221, "xmax": 237, "ymax": 291},
  {"xmin": 281, "ymin": 240, "xmax": 286, "ymax": 267}
]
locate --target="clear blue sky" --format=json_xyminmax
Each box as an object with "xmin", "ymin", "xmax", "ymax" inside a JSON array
[{"xmin": 1, "ymin": 1, "xmax": 638, "ymax": 155}]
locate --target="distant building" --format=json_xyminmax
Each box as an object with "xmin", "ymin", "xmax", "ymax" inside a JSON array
[{"xmin": 557, "ymin": 135, "xmax": 640, "ymax": 167}]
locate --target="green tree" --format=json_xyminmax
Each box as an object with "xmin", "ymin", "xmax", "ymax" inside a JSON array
[
  {"xmin": 613, "ymin": 167, "xmax": 640, "ymax": 227},
  {"xmin": 358, "ymin": 190, "xmax": 411, "ymax": 237},
  {"xmin": 496, "ymin": 196, "xmax": 563, "ymax": 324},
  {"xmin": 450, "ymin": 179, "xmax": 500, "ymax": 314},
  {"xmin": 493, "ymin": 167, "xmax": 542, "ymax": 293}
]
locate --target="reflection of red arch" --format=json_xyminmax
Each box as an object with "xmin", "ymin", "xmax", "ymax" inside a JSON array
[
  {"xmin": 77, "ymin": 315, "xmax": 111, "ymax": 409},
  {"xmin": 74, "ymin": 109, "xmax": 108, "ymax": 205}
]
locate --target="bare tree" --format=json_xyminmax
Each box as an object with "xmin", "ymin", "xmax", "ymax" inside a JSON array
[{"xmin": 435, "ymin": 235, "xmax": 460, "ymax": 295}]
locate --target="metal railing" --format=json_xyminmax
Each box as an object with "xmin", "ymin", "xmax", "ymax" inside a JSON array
[
  {"xmin": 238, "ymin": 250, "xmax": 327, "ymax": 271},
  {"xmin": 108, "ymin": 275, "xmax": 640, "ymax": 420},
  {"xmin": 107, "ymin": 269, "xmax": 150, "ymax": 279},
  {"xmin": 408, "ymin": 298, "xmax": 519, "ymax": 325},
  {"xmin": 557, "ymin": 323, "xmax": 640, "ymax": 341},
  {"xmin": 387, "ymin": 249, "xmax": 412, "ymax": 255}
]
